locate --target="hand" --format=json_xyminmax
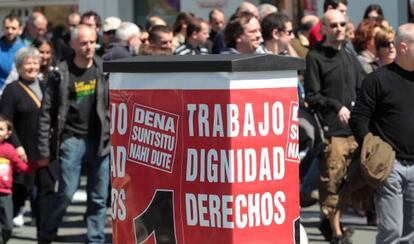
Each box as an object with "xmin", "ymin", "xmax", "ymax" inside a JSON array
[
  {"xmin": 37, "ymin": 157, "xmax": 50, "ymax": 167},
  {"xmin": 16, "ymin": 146, "xmax": 28, "ymax": 162},
  {"xmin": 337, "ymin": 106, "xmax": 351, "ymax": 125}
]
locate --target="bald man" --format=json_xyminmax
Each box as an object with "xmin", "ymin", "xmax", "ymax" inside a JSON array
[
  {"xmin": 22, "ymin": 11, "xmax": 48, "ymax": 45},
  {"xmin": 146, "ymin": 15, "xmax": 167, "ymax": 31},
  {"xmin": 304, "ymin": 9, "xmax": 366, "ymax": 244},
  {"xmin": 38, "ymin": 24, "xmax": 110, "ymax": 244},
  {"xmin": 237, "ymin": 1, "xmax": 259, "ymax": 18},
  {"xmin": 291, "ymin": 15, "xmax": 319, "ymax": 58},
  {"xmin": 351, "ymin": 23, "xmax": 414, "ymax": 244}
]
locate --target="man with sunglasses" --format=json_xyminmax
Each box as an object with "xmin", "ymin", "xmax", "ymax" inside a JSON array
[
  {"xmin": 350, "ymin": 23, "xmax": 414, "ymax": 244},
  {"xmin": 304, "ymin": 9, "xmax": 366, "ymax": 244},
  {"xmin": 309, "ymin": 0, "xmax": 348, "ymax": 47},
  {"xmin": 260, "ymin": 12, "xmax": 298, "ymax": 56}
]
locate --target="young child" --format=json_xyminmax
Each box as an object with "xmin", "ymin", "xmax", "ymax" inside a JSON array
[{"xmin": 0, "ymin": 115, "xmax": 41, "ymax": 243}]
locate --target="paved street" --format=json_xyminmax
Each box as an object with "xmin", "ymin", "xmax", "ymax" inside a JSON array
[
  {"xmin": 9, "ymin": 178, "xmax": 112, "ymax": 244},
  {"xmin": 9, "ymin": 178, "xmax": 376, "ymax": 244},
  {"xmin": 301, "ymin": 204, "xmax": 377, "ymax": 244}
]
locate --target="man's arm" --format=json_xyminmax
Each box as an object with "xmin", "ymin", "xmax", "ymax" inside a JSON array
[
  {"xmin": 349, "ymin": 74, "xmax": 378, "ymax": 144},
  {"xmin": 37, "ymin": 71, "xmax": 60, "ymax": 159}
]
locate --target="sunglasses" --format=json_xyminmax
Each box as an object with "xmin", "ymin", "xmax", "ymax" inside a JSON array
[
  {"xmin": 379, "ymin": 41, "xmax": 394, "ymax": 48},
  {"xmin": 329, "ymin": 22, "xmax": 346, "ymax": 29}
]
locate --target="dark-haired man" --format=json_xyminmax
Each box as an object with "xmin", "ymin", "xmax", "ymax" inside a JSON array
[
  {"xmin": 174, "ymin": 17, "xmax": 209, "ymax": 55},
  {"xmin": 0, "ymin": 14, "xmax": 24, "ymax": 91},
  {"xmin": 261, "ymin": 12, "xmax": 297, "ymax": 56},
  {"xmin": 148, "ymin": 25, "xmax": 174, "ymax": 53},
  {"xmin": 81, "ymin": 11, "xmax": 105, "ymax": 56},
  {"xmin": 209, "ymin": 9, "xmax": 225, "ymax": 42},
  {"xmin": 221, "ymin": 12, "xmax": 261, "ymax": 54}
]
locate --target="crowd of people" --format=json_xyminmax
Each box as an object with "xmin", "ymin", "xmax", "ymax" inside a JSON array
[{"xmin": 0, "ymin": 0, "xmax": 412, "ymax": 244}]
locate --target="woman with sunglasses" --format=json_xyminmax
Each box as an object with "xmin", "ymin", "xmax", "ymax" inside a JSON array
[
  {"xmin": 353, "ymin": 19, "xmax": 381, "ymax": 74},
  {"xmin": 374, "ymin": 27, "xmax": 396, "ymax": 68}
]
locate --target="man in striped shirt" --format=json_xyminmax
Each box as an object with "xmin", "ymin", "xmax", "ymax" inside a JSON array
[{"xmin": 174, "ymin": 17, "xmax": 209, "ymax": 55}]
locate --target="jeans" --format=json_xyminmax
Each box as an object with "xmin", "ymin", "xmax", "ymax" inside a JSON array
[
  {"xmin": 375, "ymin": 159, "xmax": 414, "ymax": 244},
  {"xmin": 301, "ymin": 156, "xmax": 319, "ymax": 195},
  {"xmin": 39, "ymin": 137, "xmax": 109, "ymax": 243}
]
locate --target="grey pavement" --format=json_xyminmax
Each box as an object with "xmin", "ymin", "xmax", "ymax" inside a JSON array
[
  {"xmin": 9, "ymin": 177, "xmax": 112, "ymax": 244},
  {"xmin": 9, "ymin": 179, "xmax": 377, "ymax": 243},
  {"xmin": 301, "ymin": 203, "xmax": 377, "ymax": 244}
]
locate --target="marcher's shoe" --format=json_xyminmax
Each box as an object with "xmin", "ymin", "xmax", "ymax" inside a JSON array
[
  {"xmin": 342, "ymin": 225, "xmax": 354, "ymax": 239},
  {"xmin": 13, "ymin": 210, "xmax": 24, "ymax": 227},
  {"xmin": 366, "ymin": 211, "xmax": 378, "ymax": 226},
  {"xmin": 38, "ymin": 240, "xmax": 51, "ymax": 244},
  {"xmin": 330, "ymin": 235, "xmax": 353, "ymax": 244},
  {"xmin": 319, "ymin": 219, "xmax": 354, "ymax": 242}
]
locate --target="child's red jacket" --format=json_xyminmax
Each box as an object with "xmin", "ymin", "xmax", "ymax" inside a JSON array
[{"xmin": 0, "ymin": 142, "xmax": 37, "ymax": 194}]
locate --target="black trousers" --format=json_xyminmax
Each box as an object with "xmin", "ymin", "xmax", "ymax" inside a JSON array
[
  {"xmin": 0, "ymin": 194, "xmax": 13, "ymax": 244},
  {"xmin": 35, "ymin": 167, "xmax": 56, "ymax": 238}
]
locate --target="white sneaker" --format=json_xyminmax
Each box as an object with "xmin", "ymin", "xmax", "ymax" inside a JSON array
[{"xmin": 13, "ymin": 211, "xmax": 24, "ymax": 227}]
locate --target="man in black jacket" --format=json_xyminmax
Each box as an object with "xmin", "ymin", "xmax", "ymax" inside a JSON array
[
  {"xmin": 37, "ymin": 24, "xmax": 110, "ymax": 244},
  {"xmin": 304, "ymin": 9, "xmax": 366, "ymax": 244},
  {"xmin": 350, "ymin": 23, "xmax": 414, "ymax": 244}
]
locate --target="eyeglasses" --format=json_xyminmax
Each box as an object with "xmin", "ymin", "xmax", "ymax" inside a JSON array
[
  {"xmin": 278, "ymin": 29, "xmax": 294, "ymax": 35},
  {"xmin": 379, "ymin": 41, "xmax": 394, "ymax": 48},
  {"xmin": 329, "ymin": 22, "xmax": 346, "ymax": 29}
]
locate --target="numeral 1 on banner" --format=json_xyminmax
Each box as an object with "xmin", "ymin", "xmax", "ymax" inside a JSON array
[{"xmin": 134, "ymin": 190, "xmax": 177, "ymax": 244}]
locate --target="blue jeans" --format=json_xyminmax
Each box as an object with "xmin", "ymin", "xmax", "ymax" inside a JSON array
[
  {"xmin": 40, "ymin": 137, "xmax": 109, "ymax": 243},
  {"xmin": 301, "ymin": 156, "xmax": 319, "ymax": 195},
  {"xmin": 375, "ymin": 159, "xmax": 414, "ymax": 244}
]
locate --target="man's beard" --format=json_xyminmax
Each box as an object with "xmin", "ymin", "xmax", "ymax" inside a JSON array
[{"xmin": 130, "ymin": 46, "xmax": 140, "ymax": 56}]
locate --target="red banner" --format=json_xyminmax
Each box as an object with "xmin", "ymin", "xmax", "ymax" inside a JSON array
[{"xmin": 110, "ymin": 77, "xmax": 299, "ymax": 243}]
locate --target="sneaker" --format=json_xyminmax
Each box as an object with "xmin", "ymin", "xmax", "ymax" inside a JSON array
[
  {"xmin": 330, "ymin": 235, "xmax": 353, "ymax": 244},
  {"xmin": 13, "ymin": 211, "xmax": 24, "ymax": 227}
]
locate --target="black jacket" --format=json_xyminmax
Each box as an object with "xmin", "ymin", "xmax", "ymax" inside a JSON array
[
  {"xmin": 38, "ymin": 55, "xmax": 110, "ymax": 159},
  {"xmin": 304, "ymin": 43, "xmax": 366, "ymax": 137},
  {"xmin": 350, "ymin": 63, "xmax": 414, "ymax": 160}
]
